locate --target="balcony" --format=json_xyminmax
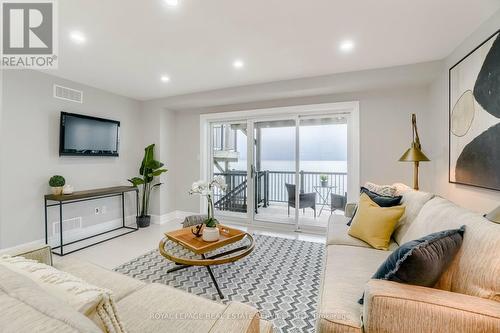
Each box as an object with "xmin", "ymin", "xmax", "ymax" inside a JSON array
[
  {"xmin": 213, "ymin": 170, "xmax": 347, "ymax": 227},
  {"xmin": 211, "ymin": 119, "xmax": 348, "ymax": 228}
]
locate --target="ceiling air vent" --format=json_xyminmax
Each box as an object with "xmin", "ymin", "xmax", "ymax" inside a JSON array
[{"xmin": 53, "ymin": 84, "xmax": 83, "ymax": 103}]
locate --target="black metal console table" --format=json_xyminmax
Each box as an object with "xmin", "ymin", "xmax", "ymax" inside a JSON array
[{"xmin": 44, "ymin": 186, "xmax": 139, "ymax": 256}]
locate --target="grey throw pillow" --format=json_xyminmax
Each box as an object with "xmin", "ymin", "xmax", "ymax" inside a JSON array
[
  {"xmin": 359, "ymin": 225, "xmax": 465, "ymax": 304},
  {"xmin": 182, "ymin": 215, "xmax": 207, "ymax": 228}
]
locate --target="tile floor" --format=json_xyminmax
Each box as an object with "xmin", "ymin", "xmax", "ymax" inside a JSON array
[{"xmin": 63, "ymin": 219, "xmax": 326, "ymax": 269}]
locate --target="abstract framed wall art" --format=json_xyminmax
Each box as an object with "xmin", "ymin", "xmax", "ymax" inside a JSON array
[{"xmin": 449, "ymin": 29, "xmax": 500, "ymax": 191}]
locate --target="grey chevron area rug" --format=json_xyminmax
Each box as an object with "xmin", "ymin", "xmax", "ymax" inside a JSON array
[{"xmin": 114, "ymin": 234, "xmax": 326, "ymax": 333}]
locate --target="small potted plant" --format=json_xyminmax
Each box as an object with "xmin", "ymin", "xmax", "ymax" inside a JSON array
[
  {"xmin": 128, "ymin": 144, "xmax": 167, "ymax": 228},
  {"xmin": 320, "ymin": 175, "xmax": 328, "ymax": 187},
  {"xmin": 189, "ymin": 177, "xmax": 227, "ymax": 242},
  {"xmin": 49, "ymin": 175, "xmax": 65, "ymax": 195}
]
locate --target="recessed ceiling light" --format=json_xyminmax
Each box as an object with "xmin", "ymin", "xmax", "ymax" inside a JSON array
[
  {"xmin": 161, "ymin": 75, "xmax": 170, "ymax": 83},
  {"xmin": 233, "ymin": 60, "xmax": 245, "ymax": 69},
  {"xmin": 70, "ymin": 31, "xmax": 86, "ymax": 44},
  {"xmin": 164, "ymin": 0, "xmax": 178, "ymax": 6},
  {"xmin": 339, "ymin": 40, "xmax": 355, "ymax": 52}
]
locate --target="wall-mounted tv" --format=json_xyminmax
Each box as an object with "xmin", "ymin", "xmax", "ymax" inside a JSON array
[{"xmin": 59, "ymin": 112, "xmax": 120, "ymax": 156}]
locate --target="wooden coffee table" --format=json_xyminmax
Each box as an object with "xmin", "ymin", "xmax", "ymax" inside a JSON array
[{"xmin": 158, "ymin": 225, "xmax": 255, "ymax": 299}]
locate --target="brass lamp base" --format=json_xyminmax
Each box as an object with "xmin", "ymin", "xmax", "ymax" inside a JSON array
[{"xmin": 413, "ymin": 161, "xmax": 419, "ymax": 191}]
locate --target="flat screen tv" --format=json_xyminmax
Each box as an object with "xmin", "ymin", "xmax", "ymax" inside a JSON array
[{"xmin": 59, "ymin": 112, "xmax": 120, "ymax": 156}]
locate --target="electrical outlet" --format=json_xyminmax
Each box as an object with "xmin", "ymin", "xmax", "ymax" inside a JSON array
[
  {"xmin": 94, "ymin": 207, "xmax": 100, "ymax": 215},
  {"xmin": 101, "ymin": 206, "xmax": 107, "ymax": 214}
]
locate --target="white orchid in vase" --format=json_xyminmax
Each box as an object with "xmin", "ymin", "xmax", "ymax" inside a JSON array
[{"xmin": 189, "ymin": 176, "xmax": 227, "ymax": 228}]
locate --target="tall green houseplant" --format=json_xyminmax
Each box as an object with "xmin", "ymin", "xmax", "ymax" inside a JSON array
[{"xmin": 128, "ymin": 144, "xmax": 167, "ymax": 227}]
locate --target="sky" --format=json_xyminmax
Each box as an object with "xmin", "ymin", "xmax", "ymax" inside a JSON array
[{"xmin": 236, "ymin": 124, "xmax": 347, "ymax": 161}]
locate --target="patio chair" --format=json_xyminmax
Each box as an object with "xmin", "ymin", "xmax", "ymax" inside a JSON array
[
  {"xmin": 331, "ymin": 192, "xmax": 347, "ymax": 213},
  {"xmin": 285, "ymin": 183, "xmax": 317, "ymax": 218}
]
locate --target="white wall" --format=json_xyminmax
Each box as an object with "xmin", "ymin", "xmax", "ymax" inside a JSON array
[
  {"xmin": 139, "ymin": 62, "xmax": 440, "ymax": 214},
  {"xmin": 168, "ymin": 84, "xmax": 432, "ymax": 213},
  {"xmin": 427, "ymin": 10, "xmax": 500, "ymax": 213},
  {"xmin": 136, "ymin": 62, "xmax": 444, "ymax": 215},
  {"xmin": 172, "ymin": 110, "xmax": 202, "ymax": 212},
  {"xmin": 137, "ymin": 62, "xmax": 443, "ymax": 214},
  {"xmin": 0, "ymin": 62, "xmax": 444, "ymax": 248},
  {"xmin": 0, "ymin": 70, "xmax": 144, "ymax": 248},
  {"xmin": 138, "ymin": 100, "xmax": 176, "ymax": 219},
  {"xmin": 2, "ymin": 9, "xmax": 499, "ymax": 249}
]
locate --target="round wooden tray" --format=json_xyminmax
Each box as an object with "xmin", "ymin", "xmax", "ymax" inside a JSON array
[{"xmin": 159, "ymin": 233, "xmax": 255, "ymax": 266}]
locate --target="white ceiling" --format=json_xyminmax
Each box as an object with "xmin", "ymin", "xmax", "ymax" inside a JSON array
[{"xmin": 51, "ymin": 0, "xmax": 500, "ymax": 101}]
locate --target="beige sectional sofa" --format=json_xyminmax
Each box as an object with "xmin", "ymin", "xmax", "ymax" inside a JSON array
[
  {"xmin": 317, "ymin": 186, "xmax": 500, "ymax": 333},
  {"xmin": 0, "ymin": 245, "xmax": 273, "ymax": 333}
]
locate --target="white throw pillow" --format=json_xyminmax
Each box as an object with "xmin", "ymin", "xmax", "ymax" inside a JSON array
[
  {"xmin": 363, "ymin": 182, "xmax": 398, "ymax": 197},
  {"xmin": 392, "ymin": 189, "xmax": 434, "ymax": 244},
  {"xmin": 0, "ymin": 255, "xmax": 126, "ymax": 333},
  {"xmin": 391, "ymin": 182, "xmax": 412, "ymax": 196}
]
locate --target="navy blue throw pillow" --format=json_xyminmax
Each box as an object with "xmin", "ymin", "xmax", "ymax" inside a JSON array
[
  {"xmin": 347, "ymin": 187, "xmax": 402, "ymax": 226},
  {"xmin": 358, "ymin": 226, "xmax": 465, "ymax": 304}
]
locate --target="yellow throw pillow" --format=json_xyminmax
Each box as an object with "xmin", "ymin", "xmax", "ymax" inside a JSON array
[{"xmin": 348, "ymin": 193, "xmax": 405, "ymax": 250}]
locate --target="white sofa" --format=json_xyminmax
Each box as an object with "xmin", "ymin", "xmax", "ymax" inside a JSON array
[
  {"xmin": 0, "ymin": 245, "xmax": 274, "ymax": 333},
  {"xmin": 317, "ymin": 185, "xmax": 500, "ymax": 333}
]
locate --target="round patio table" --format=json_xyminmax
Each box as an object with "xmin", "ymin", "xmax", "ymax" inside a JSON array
[{"xmin": 313, "ymin": 185, "xmax": 337, "ymax": 216}]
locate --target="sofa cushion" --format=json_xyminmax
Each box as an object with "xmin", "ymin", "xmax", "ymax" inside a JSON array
[
  {"xmin": 360, "ymin": 226, "xmax": 465, "ymax": 304},
  {"xmin": 363, "ymin": 280, "xmax": 500, "ymax": 333},
  {"xmin": 318, "ymin": 245, "xmax": 391, "ymax": 332},
  {"xmin": 0, "ymin": 265, "xmax": 101, "ymax": 333},
  {"xmin": 1, "ymin": 255, "xmax": 126, "ymax": 333},
  {"xmin": 207, "ymin": 301, "xmax": 260, "ymax": 333},
  {"xmin": 54, "ymin": 257, "xmax": 145, "ymax": 302},
  {"xmin": 327, "ymin": 214, "xmax": 399, "ymax": 250},
  {"xmin": 402, "ymin": 197, "xmax": 500, "ymax": 302},
  {"xmin": 348, "ymin": 194, "xmax": 405, "ymax": 250},
  {"xmin": 117, "ymin": 283, "xmax": 226, "ymax": 332},
  {"xmin": 392, "ymin": 189, "xmax": 434, "ymax": 244},
  {"xmin": 0, "ymin": 244, "xmax": 54, "ymax": 266}
]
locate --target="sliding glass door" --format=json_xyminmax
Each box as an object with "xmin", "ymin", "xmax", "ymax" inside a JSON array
[
  {"xmin": 205, "ymin": 104, "xmax": 356, "ymax": 231},
  {"xmin": 298, "ymin": 116, "xmax": 348, "ymax": 228},
  {"xmin": 252, "ymin": 118, "xmax": 297, "ymax": 225}
]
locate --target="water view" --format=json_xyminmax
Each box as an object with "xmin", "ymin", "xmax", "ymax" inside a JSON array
[{"xmin": 230, "ymin": 160, "xmax": 347, "ymax": 173}]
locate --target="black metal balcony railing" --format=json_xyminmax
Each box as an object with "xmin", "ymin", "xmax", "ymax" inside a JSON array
[{"xmin": 214, "ymin": 170, "xmax": 347, "ymax": 212}]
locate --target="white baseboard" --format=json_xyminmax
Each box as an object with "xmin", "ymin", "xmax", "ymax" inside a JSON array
[
  {"xmin": 150, "ymin": 213, "xmax": 173, "ymax": 225},
  {"xmin": 151, "ymin": 210, "xmax": 197, "ymax": 225},
  {"xmin": 47, "ymin": 215, "xmax": 137, "ymax": 245},
  {"xmin": 0, "ymin": 216, "xmax": 137, "ymax": 252},
  {"xmin": 0, "ymin": 212, "xmax": 196, "ymax": 252},
  {"xmin": 175, "ymin": 210, "xmax": 198, "ymax": 220}
]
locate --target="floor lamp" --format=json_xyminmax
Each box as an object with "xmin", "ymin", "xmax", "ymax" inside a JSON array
[{"xmin": 399, "ymin": 114, "xmax": 430, "ymax": 190}]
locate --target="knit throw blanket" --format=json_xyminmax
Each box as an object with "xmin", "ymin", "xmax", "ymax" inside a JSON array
[{"xmin": 0, "ymin": 255, "xmax": 126, "ymax": 333}]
